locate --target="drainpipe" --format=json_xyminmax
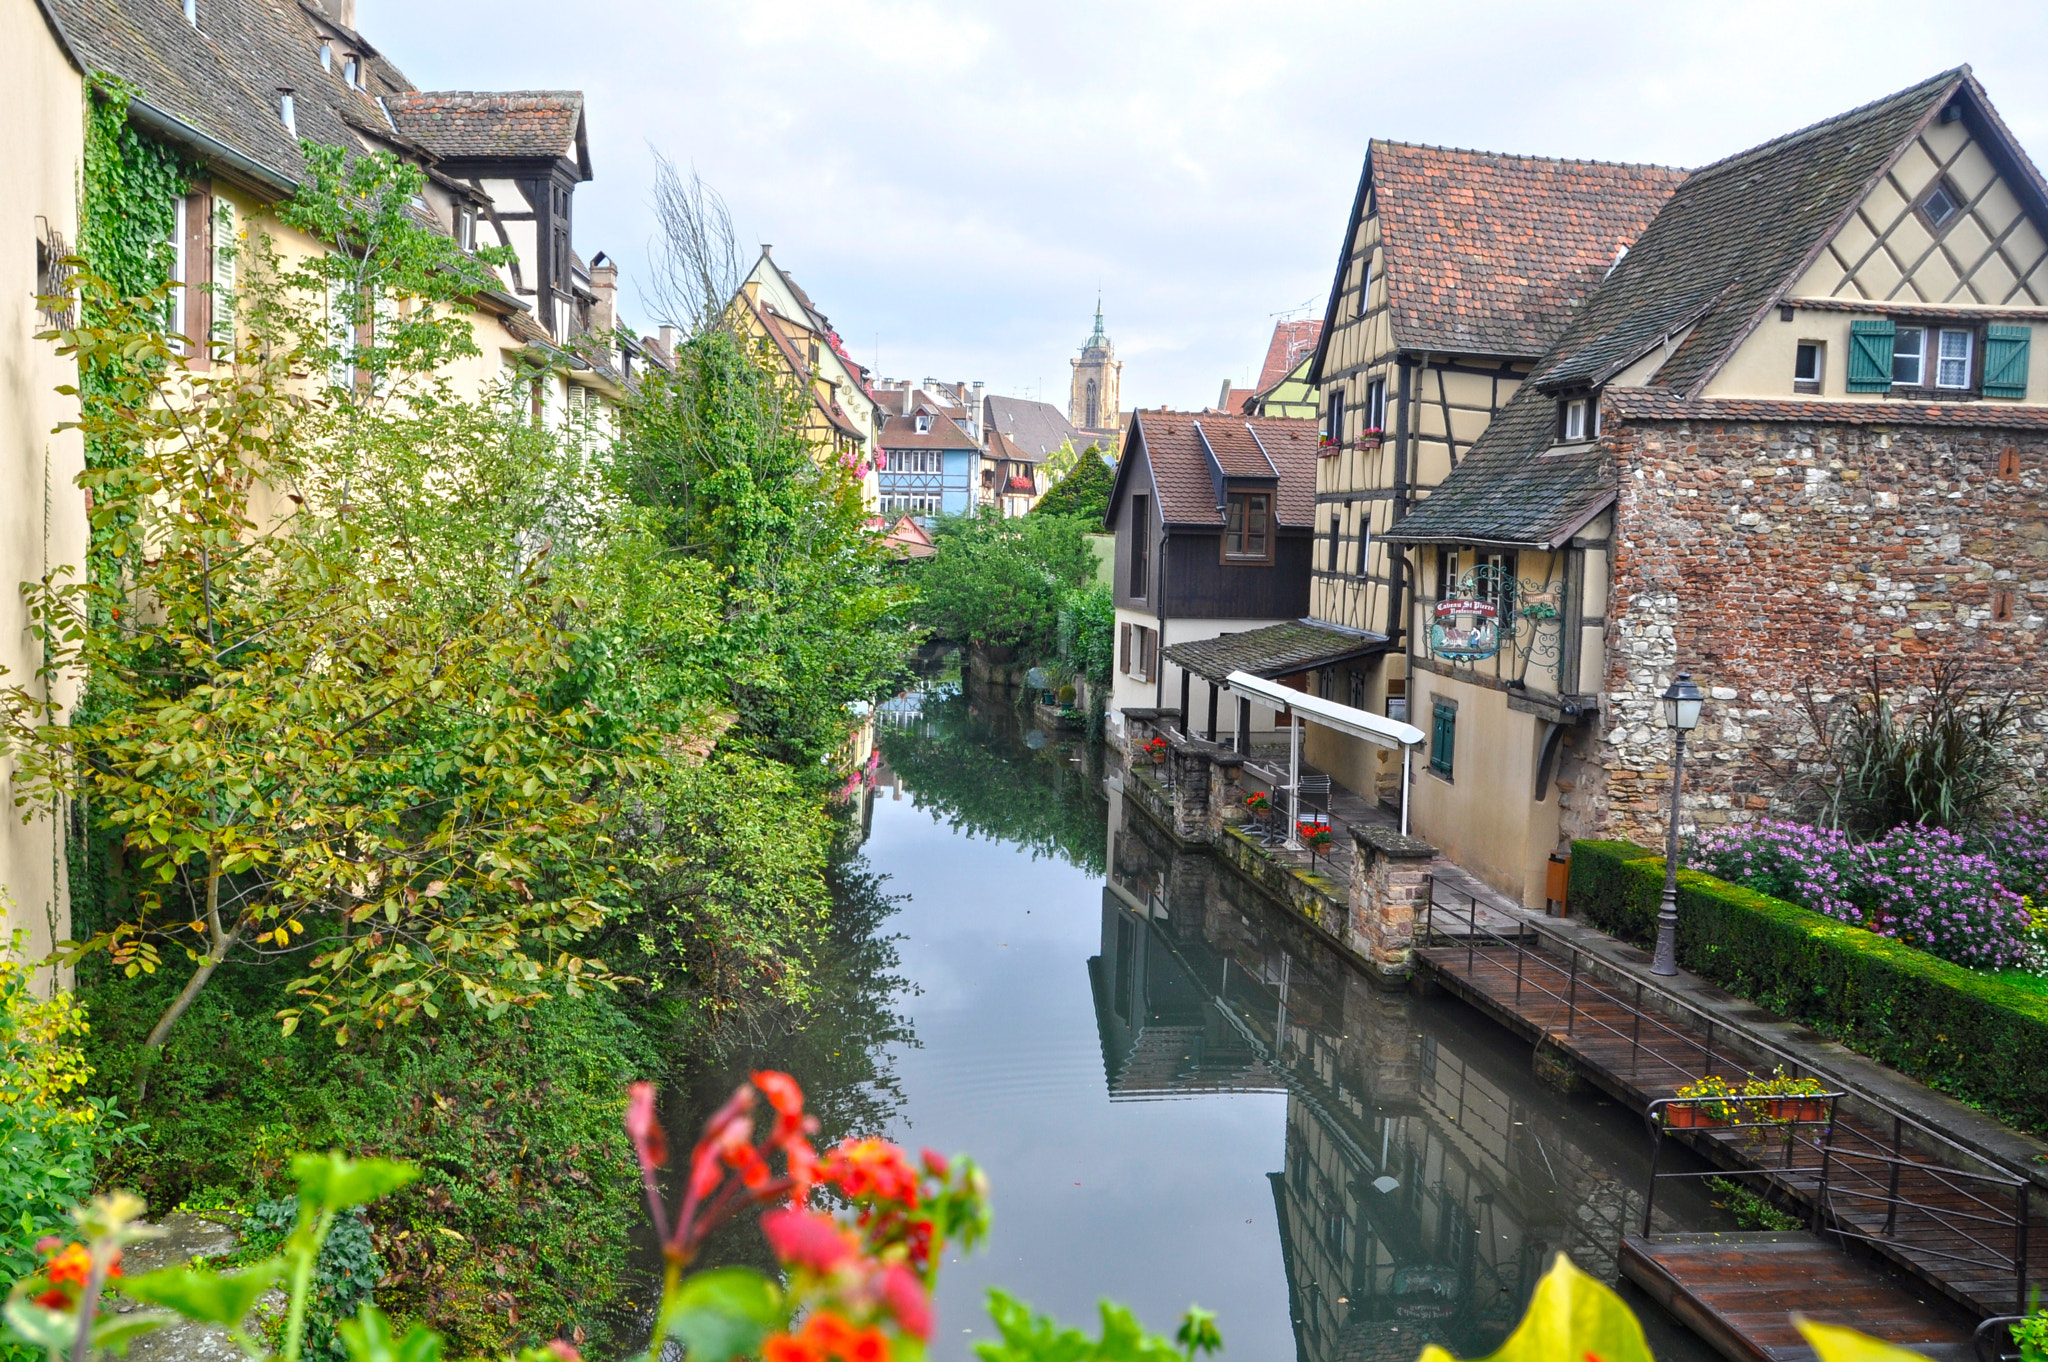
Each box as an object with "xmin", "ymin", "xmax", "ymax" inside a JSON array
[
  {"xmin": 1154, "ymin": 523, "xmax": 1169, "ymax": 710},
  {"xmin": 1401, "ymin": 743, "xmax": 1412, "ymax": 836}
]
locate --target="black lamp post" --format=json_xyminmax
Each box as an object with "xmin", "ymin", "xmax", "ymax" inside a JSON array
[{"xmin": 1650, "ymin": 672, "xmax": 1705, "ymax": 977}]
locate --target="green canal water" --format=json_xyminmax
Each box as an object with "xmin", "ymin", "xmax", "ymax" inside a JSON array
[{"xmin": 670, "ymin": 682, "xmax": 1723, "ymax": 1362}]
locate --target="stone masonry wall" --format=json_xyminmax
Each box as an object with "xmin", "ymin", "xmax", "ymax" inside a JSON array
[{"xmin": 1586, "ymin": 416, "xmax": 2048, "ymax": 848}]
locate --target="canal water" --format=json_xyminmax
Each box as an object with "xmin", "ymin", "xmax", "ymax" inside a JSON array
[{"xmin": 676, "ymin": 682, "xmax": 1721, "ymax": 1362}]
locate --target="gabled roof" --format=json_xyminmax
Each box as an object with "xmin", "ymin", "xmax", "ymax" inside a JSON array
[
  {"xmin": 1255, "ymin": 320, "xmax": 1322, "ymax": 389},
  {"xmin": 384, "ymin": 91, "xmax": 590, "ymax": 176},
  {"xmin": 1106, "ymin": 411, "xmax": 1318, "ymax": 531},
  {"xmin": 877, "ymin": 411, "xmax": 977, "ymax": 451},
  {"xmin": 984, "ymin": 395, "xmax": 1082, "ymax": 458},
  {"xmin": 1529, "ymin": 68, "xmax": 2009, "ymax": 396},
  {"xmin": 1312, "ymin": 142, "xmax": 1685, "ymax": 374},
  {"xmin": 1162, "ymin": 620, "xmax": 1390, "ymax": 685}
]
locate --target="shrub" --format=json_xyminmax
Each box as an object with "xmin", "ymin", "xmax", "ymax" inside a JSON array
[
  {"xmin": 1570, "ymin": 839, "xmax": 2048, "ymax": 1133},
  {"xmin": 1980, "ymin": 815, "xmax": 2048, "ymax": 902},
  {"xmin": 1855, "ymin": 824, "xmax": 2029, "ymax": 970},
  {"xmin": 1690, "ymin": 820, "xmax": 1859, "ymax": 922}
]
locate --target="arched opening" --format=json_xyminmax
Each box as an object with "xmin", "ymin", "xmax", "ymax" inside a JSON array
[{"xmin": 1086, "ymin": 379, "xmax": 1099, "ymax": 429}]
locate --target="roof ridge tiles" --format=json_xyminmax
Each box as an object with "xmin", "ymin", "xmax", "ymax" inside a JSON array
[
  {"xmin": 1371, "ymin": 138, "xmax": 1688, "ymax": 174},
  {"xmin": 1679, "ymin": 66, "xmax": 1965, "ymax": 184}
]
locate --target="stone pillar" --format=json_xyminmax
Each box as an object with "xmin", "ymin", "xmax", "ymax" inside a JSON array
[
  {"xmin": 1118, "ymin": 706, "xmax": 1182, "ymax": 763},
  {"xmin": 1347, "ymin": 825, "xmax": 1436, "ymax": 982},
  {"xmin": 1167, "ymin": 736, "xmax": 1213, "ymax": 843},
  {"xmin": 1205, "ymin": 750, "xmax": 1246, "ymax": 841}
]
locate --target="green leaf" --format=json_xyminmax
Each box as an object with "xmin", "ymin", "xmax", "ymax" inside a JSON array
[
  {"xmin": 90, "ymin": 1311, "xmax": 174, "ymax": 1356},
  {"xmin": 122, "ymin": 1258, "xmax": 282, "ymax": 1326},
  {"xmin": 662, "ymin": 1267, "xmax": 782, "ymax": 1362},
  {"xmin": 1414, "ymin": 1254, "xmax": 1652, "ymax": 1362},
  {"xmin": 337, "ymin": 1304, "xmax": 445, "ymax": 1362},
  {"xmin": 3, "ymin": 1295, "xmax": 79, "ymax": 1350},
  {"xmin": 1796, "ymin": 1317, "xmax": 1931, "ymax": 1362},
  {"xmin": 293, "ymin": 1152, "xmax": 420, "ymax": 1213}
]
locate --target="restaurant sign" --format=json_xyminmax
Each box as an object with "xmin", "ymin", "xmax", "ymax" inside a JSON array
[{"xmin": 1430, "ymin": 599, "xmax": 1500, "ymax": 661}]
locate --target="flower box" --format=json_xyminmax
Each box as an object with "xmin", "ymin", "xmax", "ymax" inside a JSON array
[{"xmin": 1664, "ymin": 1103, "xmax": 1728, "ymax": 1129}]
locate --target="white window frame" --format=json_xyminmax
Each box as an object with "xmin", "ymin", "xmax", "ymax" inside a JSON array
[
  {"xmin": 1794, "ymin": 340, "xmax": 1823, "ymax": 390},
  {"xmin": 1936, "ymin": 328, "xmax": 1973, "ymax": 390},
  {"xmin": 168, "ymin": 194, "xmax": 188, "ymax": 346},
  {"xmin": 1892, "ymin": 327, "xmax": 1927, "ymax": 387},
  {"xmin": 1562, "ymin": 397, "xmax": 1588, "ymax": 441}
]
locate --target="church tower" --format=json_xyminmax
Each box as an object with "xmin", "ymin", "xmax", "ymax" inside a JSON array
[{"xmin": 1068, "ymin": 299, "xmax": 1123, "ymax": 450}]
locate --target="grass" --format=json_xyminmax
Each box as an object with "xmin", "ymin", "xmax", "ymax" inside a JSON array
[
  {"xmin": 1707, "ymin": 1177, "xmax": 1803, "ymax": 1232},
  {"xmin": 1984, "ymin": 969, "xmax": 2048, "ymax": 998}
]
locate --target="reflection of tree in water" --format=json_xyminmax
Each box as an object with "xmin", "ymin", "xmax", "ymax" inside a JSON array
[
  {"xmin": 663, "ymin": 860, "xmax": 918, "ymax": 1274},
  {"xmin": 877, "ymin": 686, "xmax": 1108, "ymax": 876}
]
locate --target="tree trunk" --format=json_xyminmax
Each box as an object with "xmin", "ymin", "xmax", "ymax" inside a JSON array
[{"xmin": 133, "ymin": 872, "xmax": 234, "ymax": 1102}]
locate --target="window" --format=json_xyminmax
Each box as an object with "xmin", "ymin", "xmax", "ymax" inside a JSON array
[
  {"xmin": 1480, "ymin": 550, "xmax": 1517, "ymax": 619},
  {"xmin": 1324, "ymin": 505, "xmax": 1341, "ymax": 573},
  {"xmin": 279, "ymin": 91, "xmax": 296, "ymax": 136},
  {"xmin": 1349, "ymin": 671, "xmax": 1365, "ymax": 710},
  {"xmin": 1918, "ymin": 178, "xmax": 1962, "ymax": 232},
  {"xmin": 1359, "ymin": 256, "xmax": 1373, "ymax": 312},
  {"xmin": 210, "ymin": 197, "xmax": 236, "ymax": 350},
  {"xmin": 455, "ymin": 207, "xmax": 474, "ymax": 252},
  {"xmin": 1224, "ymin": 492, "xmax": 1271, "ymax": 562},
  {"xmin": 915, "ymin": 413, "xmax": 932, "ymax": 435},
  {"xmin": 1430, "ymin": 700, "xmax": 1456, "ymax": 777},
  {"xmin": 1937, "ymin": 328, "xmax": 1973, "ymax": 389},
  {"xmin": 1794, "ymin": 341, "xmax": 1823, "ymax": 393},
  {"xmin": 1560, "ymin": 397, "xmax": 1589, "ymax": 441},
  {"xmin": 343, "ymin": 57, "xmax": 360, "ymax": 88},
  {"xmin": 1364, "ymin": 376, "xmax": 1386, "ymax": 431},
  {"xmin": 1436, "ymin": 547, "xmax": 1459, "ymax": 599},
  {"xmin": 1325, "ymin": 388, "xmax": 1344, "ymax": 447},
  {"xmin": 1086, "ymin": 380, "xmax": 1099, "ymax": 430},
  {"xmin": 319, "ymin": 41, "xmax": 333, "ymax": 69},
  {"xmin": 168, "ymin": 193, "xmax": 188, "ymax": 344},
  {"xmin": 1129, "ymin": 495, "xmax": 1150, "ymax": 598},
  {"xmin": 1892, "ymin": 327, "xmax": 1927, "ymax": 387},
  {"xmin": 1356, "ymin": 520, "xmax": 1372, "ymax": 581},
  {"xmin": 1124, "ymin": 625, "xmax": 1155, "ymax": 683}
]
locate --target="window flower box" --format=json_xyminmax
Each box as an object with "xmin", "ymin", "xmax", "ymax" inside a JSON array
[{"xmin": 1356, "ymin": 427, "xmax": 1384, "ymax": 450}]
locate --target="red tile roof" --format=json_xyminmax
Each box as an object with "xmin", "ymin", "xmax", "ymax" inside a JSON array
[
  {"xmin": 1255, "ymin": 320, "xmax": 1322, "ymax": 390},
  {"xmin": 1605, "ymin": 389, "xmax": 2048, "ymax": 430},
  {"xmin": 877, "ymin": 411, "xmax": 978, "ymax": 450},
  {"xmin": 385, "ymin": 91, "xmax": 586, "ymax": 164},
  {"xmin": 1130, "ymin": 411, "xmax": 1318, "ymax": 529},
  {"xmin": 1369, "ymin": 142, "xmax": 1686, "ymax": 356}
]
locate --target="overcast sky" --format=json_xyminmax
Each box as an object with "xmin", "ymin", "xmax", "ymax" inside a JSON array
[{"xmin": 364, "ymin": 1, "xmax": 2048, "ymax": 413}]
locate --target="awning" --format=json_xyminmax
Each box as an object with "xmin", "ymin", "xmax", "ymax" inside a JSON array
[
  {"xmin": 1224, "ymin": 670, "xmax": 1424, "ymax": 751},
  {"xmin": 1163, "ymin": 619, "xmax": 1390, "ymax": 686}
]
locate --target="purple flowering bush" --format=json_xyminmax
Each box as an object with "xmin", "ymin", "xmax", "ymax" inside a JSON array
[
  {"xmin": 1690, "ymin": 819, "xmax": 2034, "ymax": 970},
  {"xmin": 1691, "ymin": 820, "xmax": 1860, "ymax": 922},
  {"xmin": 1979, "ymin": 815, "xmax": 2048, "ymax": 902}
]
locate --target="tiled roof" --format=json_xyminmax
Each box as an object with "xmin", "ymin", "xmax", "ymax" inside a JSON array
[
  {"xmin": 1369, "ymin": 142, "xmax": 1687, "ymax": 357},
  {"xmin": 1125, "ymin": 411, "xmax": 1319, "ymax": 530},
  {"xmin": 983, "ymin": 396, "xmax": 1081, "ymax": 457},
  {"xmin": 877, "ymin": 412, "xmax": 978, "ymax": 451},
  {"xmin": 1605, "ymin": 389, "xmax": 2048, "ymax": 430},
  {"xmin": 1194, "ymin": 419, "xmax": 1278, "ymax": 479},
  {"xmin": 385, "ymin": 91, "xmax": 586, "ymax": 166},
  {"xmin": 1255, "ymin": 320, "xmax": 1322, "ymax": 389},
  {"xmin": 1216, "ymin": 386, "xmax": 1257, "ymax": 414},
  {"xmin": 1530, "ymin": 68, "xmax": 1969, "ymax": 395},
  {"xmin": 1163, "ymin": 620, "xmax": 1391, "ymax": 684},
  {"xmin": 1381, "ymin": 385, "xmax": 1614, "ymax": 549}
]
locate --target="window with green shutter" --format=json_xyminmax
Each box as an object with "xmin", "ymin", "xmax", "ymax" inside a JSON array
[
  {"xmin": 1984, "ymin": 325, "xmax": 2031, "ymax": 400},
  {"xmin": 1847, "ymin": 319, "xmax": 1896, "ymax": 391},
  {"xmin": 1430, "ymin": 700, "xmax": 1456, "ymax": 777}
]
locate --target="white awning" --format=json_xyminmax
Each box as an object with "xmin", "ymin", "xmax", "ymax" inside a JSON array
[{"xmin": 1225, "ymin": 670, "xmax": 1425, "ymax": 751}]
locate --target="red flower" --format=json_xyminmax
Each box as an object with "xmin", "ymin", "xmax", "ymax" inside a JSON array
[
  {"xmin": 764, "ymin": 1334, "xmax": 820, "ymax": 1362},
  {"xmin": 625, "ymin": 1083, "xmax": 667, "ymax": 1173},
  {"xmin": 919, "ymin": 1149, "xmax": 948, "ymax": 1178},
  {"xmin": 44, "ymin": 1243, "xmax": 94, "ymax": 1288},
  {"xmin": 823, "ymin": 1139, "xmax": 921, "ymax": 1207},
  {"xmin": 761, "ymin": 1208, "xmax": 857, "ymax": 1273},
  {"xmin": 848, "ymin": 1327, "xmax": 891, "ymax": 1362},
  {"xmin": 879, "ymin": 1263, "xmax": 931, "ymax": 1339},
  {"xmin": 544, "ymin": 1344, "xmax": 583, "ymax": 1361}
]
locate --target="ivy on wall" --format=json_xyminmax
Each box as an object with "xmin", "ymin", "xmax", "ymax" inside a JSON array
[{"xmin": 68, "ymin": 75, "xmax": 194, "ymax": 940}]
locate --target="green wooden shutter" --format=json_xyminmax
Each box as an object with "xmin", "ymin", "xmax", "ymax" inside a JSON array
[
  {"xmin": 1847, "ymin": 320, "xmax": 1896, "ymax": 391},
  {"xmin": 1431, "ymin": 702, "xmax": 1456, "ymax": 776},
  {"xmin": 1984, "ymin": 325, "xmax": 2031, "ymax": 399}
]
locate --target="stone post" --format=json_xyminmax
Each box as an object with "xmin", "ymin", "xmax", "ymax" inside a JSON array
[
  {"xmin": 1347, "ymin": 824, "xmax": 1436, "ymax": 983},
  {"xmin": 1204, "ymin": 749, "xmax": 1246, "ymax": 841},
  {"xmin": 1118, "ymin": 707, "xmax": 1181, "ymax": 763},
  {"xmin": 1167, "ymin": 735, "xmax": 1213, "ymax": 843}
]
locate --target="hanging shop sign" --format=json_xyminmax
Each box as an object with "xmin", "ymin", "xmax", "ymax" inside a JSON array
[{"xmin": 1430, "ymin": 599, "xmax": 1500, "ymax": 661}]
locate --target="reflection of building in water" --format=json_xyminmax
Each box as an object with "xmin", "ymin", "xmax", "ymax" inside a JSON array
[{"xmin": 1097, "ymin": 787, "xmax": 1677, "ymax": 1362}]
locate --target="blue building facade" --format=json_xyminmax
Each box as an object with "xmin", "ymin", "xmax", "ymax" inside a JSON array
[{"xmin": 877, "ymin": 408, "xmax": 979, "ymax": 521}]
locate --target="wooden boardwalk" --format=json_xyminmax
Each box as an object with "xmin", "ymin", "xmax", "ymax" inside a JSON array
[
  {"xmin": 1418, "ymin": 936, "xmax": 2039, "ymax": 1349},
  {"xmin": 1621, "ymin": 1233, "xmax": 1977, "ymax": 1362}
]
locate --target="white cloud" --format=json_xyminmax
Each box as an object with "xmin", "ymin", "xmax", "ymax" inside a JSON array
[{"xmin": 364, "ymin": 0, "xmax": 2048, "ymax": 409}]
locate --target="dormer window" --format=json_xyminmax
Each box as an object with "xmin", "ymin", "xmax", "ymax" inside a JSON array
[
  {"xmin": 343, "ymin": 57, "xmax": 360, "ymax": 88},
  {"xmin": 1917, "ymin": 177, "xmax": 1962, "ymax": 233},
  {"xmin": 279, "ymin": 90, "xmax": 296, "ymax": 136},
  {"xmin": 1223, "ymin": 491, "xmax": 1272, "ymax": 563},
  {"xmin": 455, "ymin": 208, "xmax": 474, "ymax": 252},
  {"xmin": 915, "ymin": 413, "xmax": 932, "ymax": 435},
  {"xmin": 319, "ymin": 42, "xmax": 333, "ymax": 70},
  {"xmin": 183, "ymin": 0, "xmax": 197, "ymax": 24},
  {"xmin": 1559, "ymin": 396, "xmax": 1593, "ymax": 442}
]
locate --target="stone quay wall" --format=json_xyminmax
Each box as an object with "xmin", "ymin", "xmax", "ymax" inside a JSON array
[{"xmin": 1578, "ymin": 415, "xmax": 2048, "ymax": 849}]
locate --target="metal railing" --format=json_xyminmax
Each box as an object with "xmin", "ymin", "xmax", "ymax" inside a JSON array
[{"xmin": 1420, "ymin": 879, "xmax": 2041, "ymax": 1313}]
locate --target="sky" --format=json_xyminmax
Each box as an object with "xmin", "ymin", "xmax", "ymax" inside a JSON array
[{"xmin": 362, "ymin": 0, "xmax": 2048, "ymax": 413}]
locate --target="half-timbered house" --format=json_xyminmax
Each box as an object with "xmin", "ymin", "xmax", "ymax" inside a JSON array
[
  {"xmin": 1103, "ymin": 411, "xmax": 1319, "ymax": 736},
  {"xmin": 1384, "ymin": 67, "xmax": 2048, "ymax": 907},
  {"xmin": 1293, "ymin": 143, "xmax": 1685, "ymax": 806},
  {"xmin": 733, "ymin": 248, "xmax": 879, "ymax": 504},
  {"xmin": 876, "ymin": 391, "xmax": 979, "ymax": 521}
]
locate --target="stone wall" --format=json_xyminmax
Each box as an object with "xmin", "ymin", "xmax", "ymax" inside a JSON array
[{"xmin": 1590, "ymin": 415, "xmax": 2048, "ymax": 847}]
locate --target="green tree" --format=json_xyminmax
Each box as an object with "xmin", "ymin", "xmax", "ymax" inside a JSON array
[
  {"xmin": 915, "ymin": 512, "xmax": 1096, "ymax": 656},
  {"xmin": 1031, "ymin": 446, "xmax": 1115, "ymax": 522}
]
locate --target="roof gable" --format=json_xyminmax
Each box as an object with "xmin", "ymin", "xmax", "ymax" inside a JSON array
[
  {"xmin": 1115, "ymin": 411, "xmax": 1318, "ymax": 530},
  {"xmin": 1531, "ymin": 68, "xmax": 1993, "ymax": 396},
  {"xmin": 1311, "ymin": 142, "xmax": 1685, "ymax": 376},
  {"xmin": 384, "ymin": 91, "xmax": 589, "ymax": 175}
]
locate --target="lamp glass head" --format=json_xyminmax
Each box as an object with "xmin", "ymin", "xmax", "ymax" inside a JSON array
[{"xmin": 1661, "ymin": 672, "xmax": 1704, "ymax": 731}]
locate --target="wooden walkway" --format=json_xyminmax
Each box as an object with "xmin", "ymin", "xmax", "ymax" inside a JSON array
[
  {"xmin": 1418, "ymin": 935, "xmax": 2039, "ymax": 1351},
  {"xmin": 1621, "ymin": 1233, "xmax": 1977, "ymax": 1362}
]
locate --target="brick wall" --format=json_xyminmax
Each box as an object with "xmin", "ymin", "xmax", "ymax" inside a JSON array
[{"xmin": 1587, "ymin": 416, "xmax": 2048, "ymax": 848}]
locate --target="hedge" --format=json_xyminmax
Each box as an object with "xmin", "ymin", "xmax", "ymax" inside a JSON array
[{"xmin": 1568, "ymin": 839, "xmax": 2048, "ymax": 1134}]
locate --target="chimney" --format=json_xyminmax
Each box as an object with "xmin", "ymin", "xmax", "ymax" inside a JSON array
[
  {"xmin": 970, "ymin": 381, "xmax": 985, "ymax": 440},
  {"xmin": 588, "ymin": 255, "xmax": 617, "ymax": 336},
  {"xmin": 901, "ymin": 386, "xmax": 914, "ymax": 417},
  {"xmin": 658, "ymin": 325, "xmax": 676, "ymax": 360}
]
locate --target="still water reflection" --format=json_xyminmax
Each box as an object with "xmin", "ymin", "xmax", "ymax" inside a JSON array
[{"xmin": 679, "ymin": 685, "xmax": 1716, "ymax": 1362}]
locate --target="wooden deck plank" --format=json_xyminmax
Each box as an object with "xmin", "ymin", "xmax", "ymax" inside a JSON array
[{"xmin": 1620, "ymin": 1233, "xmax": 1977, "ymax": 1362}]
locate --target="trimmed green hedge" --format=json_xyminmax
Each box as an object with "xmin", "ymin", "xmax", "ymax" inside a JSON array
[{"xmin": 1568, "ymin": 839, "xmax": 2048, "ymax": 1133}]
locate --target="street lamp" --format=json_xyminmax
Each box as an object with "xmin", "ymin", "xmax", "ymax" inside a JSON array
[{"xmin": 1650, "ymin": 672, "xmax": 1705, "ymax": 977}]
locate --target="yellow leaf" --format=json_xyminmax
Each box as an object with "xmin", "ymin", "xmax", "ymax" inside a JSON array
[
  {"xmin": 1795, "ymin": 1318, "xmax": 1931, "ymax": 1362},
  {"xmin": 1414, "ymin": 1255, "xmax": 1652, "ymax": 1362}
]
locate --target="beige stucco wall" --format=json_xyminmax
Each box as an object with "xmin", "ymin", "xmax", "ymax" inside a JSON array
[
  {"xmin": 1707, "ymin": 303, "xmax": 2048, "ymax": 403},
  {"xmin": 1110, "ymin": 610, "xmax": 1294, "ymax": 736},
  {"xmin": 1408, "ymin": 673, "xmax": 1561, "ymax": 909},
  {"xmin": 0, "ymin": 3, "xmax": 84, "ymax": 978}
]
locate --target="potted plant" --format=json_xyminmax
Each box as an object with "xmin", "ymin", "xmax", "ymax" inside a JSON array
[
  {"xmin": 1357, "ymin": 426, "xmax": 1384, "ymax": 449},
  {"xmin": 1243, "ymin": 790, "xmax": 1272, "ymax": 815},
  {"xmin": 1669, "ymin": 1075, "xmax": 1736, "ymax": 1127},
  {"xmin": 1298, "ymin": 820, "xmax": 1333, "ymax": 870},
  {"xmin": 1738, "ymin": 1068, "xmax": 1829, "ymax": 1123},
  {"xmin": 1142, "ymin": 735, "xmax": 1170, "ymax": 765}
]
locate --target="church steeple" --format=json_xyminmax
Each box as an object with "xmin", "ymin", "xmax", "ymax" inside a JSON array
[
  {"xmin": 1084, "ymin": 297, "xmax": 1110, "ymax": 351},
  {"xmin": 1069, "ymin": 297, "xmax": 1123, "ymax": 448}
]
